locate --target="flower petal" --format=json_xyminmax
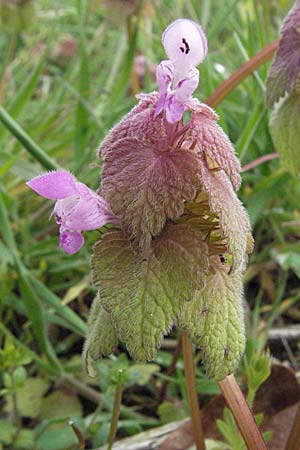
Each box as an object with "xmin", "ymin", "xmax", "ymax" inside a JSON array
[
  {"xmin": 59, "ymin": 230, "xmax": 85, "ymax": 254},
  {"xmin": 165, "ymin": 96, "xmax": 186, "ymax": 123},
  {"xmin": 173, "ymin": 68, "xmax": 199, "ymax": 101},
  {"xmin": 63, "ymin": 184, "xmax": 120, "ymax": 231},
  {"xmin": 27, "ymin": 170, "xmax": 77, "ymax": 200},
  {"xmin": 162, "ymin": 18, "xmax": 207, "ymax": 68}
]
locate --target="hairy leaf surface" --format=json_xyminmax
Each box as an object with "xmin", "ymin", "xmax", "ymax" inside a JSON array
[
  {"xmin": 92, "ymin": 226, "xmax": 208, "ymax": 361},
  {"xmin": 269, "ymin": 93, "xmax": 300, "ymax": 176},
  {"xmin": 101, "ymin": 137, "xmax": 202, "ymax": 250},
  {"xmin": 83, "ymin": 294, "xmax": 118, "ymax": 377},
  {"xmin": 190, "ymin": 113, "xmax": 241, "ymax": 190},
  {"xmin": 178, "ymin": 271, "xmax": 245, "ymax": 380},
  {"xmin": 266, "ymin": 0, "xmax": 300, "ymax": 108}
]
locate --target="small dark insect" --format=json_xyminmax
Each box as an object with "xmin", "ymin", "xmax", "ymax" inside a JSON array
[
  {"xmin": 179, "ymin": 37, "xmax": 190, "ymax": 54},
  {"xmin": 224, "ymin": 348, "xmax": 229, "ymax": 358},
  {"xmin": 219, "ymin": 254, "xmax": 227, "ymax": 264}
]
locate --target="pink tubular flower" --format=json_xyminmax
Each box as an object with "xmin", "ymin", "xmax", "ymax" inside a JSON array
[
  {"xmin": 27, "ymin": 170, "xmax": 119, "ymax": 254},
  {"xmin": 154, "ymin": 18, "xmax": 207, "ymax": 123}
]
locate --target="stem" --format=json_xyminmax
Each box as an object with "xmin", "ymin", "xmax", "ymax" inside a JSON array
[
  {"xmin": 241, "ymin": 153, "xmax": 279, "ymax": 172},
  {"xmin": 0, "ymin": 105, "xmax": 60, "ymax": 171},
  {"xmin": 205, "ymin": 40, "xmax": 279, "ymax": 108},
  {"xmin": 159, "ymin": 335, "xmax": 182, "ymax": 402},
  {"xmin": 107, "ymin": 382, "xmax": 123, "ymax": 450},
  {"xmin": 69, "ymin": 420, "xmax": 85, "ymax": 450},
  {"xmin": 285, "ymin": 402, "xmax": 300, "ymax": 450},
  {"xmin": 182, "ymin": 331, "xmax": 206, "ymax": 450},
  {"xmin": 62, "ymin": 374, "xmax": 101, "ymax": 404},
  {"xmin": 218, "ymin": 375, "xmax": 267, "ymax": 450}
]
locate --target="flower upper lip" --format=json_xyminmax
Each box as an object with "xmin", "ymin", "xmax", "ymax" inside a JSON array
[{"xmin": 154, "ymin": 19, "xmax": 207, "ymax": 124}]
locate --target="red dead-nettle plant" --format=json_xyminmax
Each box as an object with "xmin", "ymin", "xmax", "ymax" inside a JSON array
[
  {"xmin": 84, "ymin": 17, "xmax": 253, "ymax": 381},
  {"xmin": 27, "ymin": 18, "xmax": 276, "ymax": 450}
]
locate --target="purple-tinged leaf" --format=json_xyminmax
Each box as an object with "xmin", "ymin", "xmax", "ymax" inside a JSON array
[
  {"xmin": 101, "ymin": 136, "xmax": 202, "ymax": 250},
  {"xmin": 266, "ymin": 0, "xmax": 300, "ymax": 108},
  {"xmin": 190, "ymin": 112, "xmax": 241, "ymax": 190}
]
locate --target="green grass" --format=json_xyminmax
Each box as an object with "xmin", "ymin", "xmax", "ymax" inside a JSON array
[{"xmin": 0, "ymin": 0, "xmax": 299, "ymax": 449}]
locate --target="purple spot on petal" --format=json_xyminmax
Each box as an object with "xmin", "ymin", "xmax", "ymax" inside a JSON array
[{"xmin": 59, "ymin": 231, "xmax": 85, "ymax": 254}]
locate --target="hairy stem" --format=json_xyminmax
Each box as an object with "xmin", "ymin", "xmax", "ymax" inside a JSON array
[
  {"xmin": 182, "ymin": 331, "xmax": 206, "ymax": 450},
  {"xmin": 107, "ymin": 382, "xmax": 123, "ymax": 450},
  {"xmin": 206, "ymin": 40, "xmax": 279, "ymax": 108},
  {"xmin": 285, "ymin": 402, "xmax": 300, "ymax": 450},
  {"xmin": 218, "ymin": 375, "xmax": 267, "ymax": 450}
]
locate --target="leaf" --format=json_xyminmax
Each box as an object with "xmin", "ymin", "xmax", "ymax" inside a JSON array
[
  {"xmin": 269, "ymin": 93, "xmax": 300, "ymax": 176},
  {"xmin": 128, "ymin": 363, "xmax": 160, "ymax": 386},
  {"xmin": 190, "ymin": 111, "xmax": 241, "ymax": 190},
  {"xmin": 36, "ymin": 424, "xmax": 80, "ymax": 450},
  {"xmin": 40, "ymin": 391, "xmax": 82, "ymax": 420},
  {"xmin": 180, "ymin": 169, "xmax": 253, "ymax": 274},
  {"xmin": 158, "ymin": 401, "xmax": 187, "ymax": 424},
  {"xmin": 0, "ymin": 106, "xmax": 60, "ymax": 171},
  {"xmin": 178, "ymin": 271, "xmax": 246, "ymax": 380},
  {"xmin": 266, "ymin": 0, "xmax": 300, "ymax": 108},
  {"xmin": 0, "ymin": 420, "xmax": 16, "ymax": 445},
  {"xmin": 92, "ymin": 225, "xmax": 208, "ymax": 361},
  {"xmin": 271, "ymin": 248, "xmax": 300, "ymax": 279},
  {"xmin": 4, "ymin": 377, "xmax": 48, "ymax": 418},
  {"xmin": 101, "ymin": 136, "xmax": 202, "ymax": 250},
  {"xmin": 83, "ymin": 294, "xmax": 118, "ymax": 377},
  {"xmin": 14, "ymin": 429, "xmax": 35, "ymax": 450}
]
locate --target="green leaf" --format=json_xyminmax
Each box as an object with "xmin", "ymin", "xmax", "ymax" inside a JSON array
[
  {"xmin": 158, "ymin": 401, "xmax": 187, "ymax": 424},
  {"xmin": 40, "ymin": 391, "xmax": 82, "ymax": 420},
  {"xmin": 128, "ymin": 363, "xmax": 160, "ymax": 386},
  {"xmin": 8, "ymin": 52, "xmax": 47, "ymax": 119},
  {"xmin": 0, "ymin": 105, "xmax": 60, "ymax": 171},
  {"xmin": 92, "ymin": 225, "xmax": 208, "ymax": 361},
  {"xmin": 271, "ymin": 248, "xmax": 300, "ymax": 279},
  {"xmin": 14, "ymin": 429, "xmax": 35, "ymax": 449},
  {"xmin": 36, "ymin": 424, "xmax": 80, "ymax": 450},
  {"xmin": 4, "ymin": 377, "xmax": 48, "ymax": 418},
  {"xmin": 0, "ymin": 420, "xmax": 16, "ymax": 445},
  {"xmin": 83, "ymin": 294, "xmax": 118, "ymax": 377},
  {"xmin": 179, "ymin": 272, "xmax": 246, "ymax": 380},
  {"xmin": 269, "ymin": 93, "xmax": 300, "ymax": 176}
]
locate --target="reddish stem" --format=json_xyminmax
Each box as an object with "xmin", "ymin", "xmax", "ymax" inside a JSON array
[
  {"xmin": 218, "ymin": 375, "xmax": 267, "ymax": 450},
  {"xmin": 241, "ymin": 153, "xmax": 279, "ymax": 172},
  {"xmin": 206, "ymin": 40, "xmax": 279, "ymax": 108}
]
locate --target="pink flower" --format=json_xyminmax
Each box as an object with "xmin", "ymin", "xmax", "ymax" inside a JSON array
[
  {"xmin": 27, "ymin": 170, "xmax": 119, "ymax": 254},
  {"xmin": 155, "ymin": 18, "xmax": 207, "ymax": 123}
]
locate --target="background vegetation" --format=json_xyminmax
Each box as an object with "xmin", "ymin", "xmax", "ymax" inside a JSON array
[{"xmin": 0, "ymin": 1, "xmax": 299, "ymax": 449}]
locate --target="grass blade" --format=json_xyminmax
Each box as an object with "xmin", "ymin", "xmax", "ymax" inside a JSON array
[{"xmin": 0, "ymin": 105, "xmax": 60, "ymax": 171}]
